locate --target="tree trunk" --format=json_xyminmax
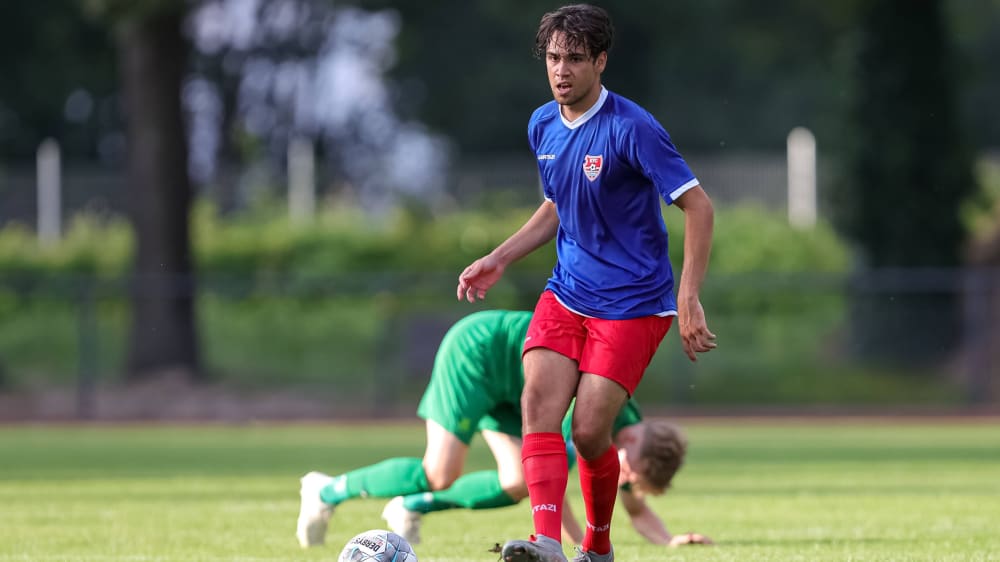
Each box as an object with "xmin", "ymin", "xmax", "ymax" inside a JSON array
[
  {"xmin": 119, "ymin": 9, "xmax": 201, "ymax": 381},
  {"xmin": 966, "ymin": 235, "xmax": 1000, "ymax": 404},
  {"xmin": 835, "ymin": 0, "xmax": 975, "ymax": 367}
]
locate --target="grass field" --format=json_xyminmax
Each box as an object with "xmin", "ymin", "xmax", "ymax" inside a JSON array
[{"xmin": 1, "ymin": 419, "xmax": 998, "ymax": 561}]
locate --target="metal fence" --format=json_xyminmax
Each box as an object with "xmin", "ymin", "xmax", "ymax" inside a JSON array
[
  {"xmin": 1, "ymin": 149, "xmax": 803, "ymax": 229},
  {"xmin": 4, "ymin": 147, "xmax": 998, "ymax": 229}
]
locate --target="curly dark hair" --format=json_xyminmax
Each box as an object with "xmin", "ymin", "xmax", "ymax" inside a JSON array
[{"xmin": 533, "ymin": 4, "xmax": 615, "ymax": 61}]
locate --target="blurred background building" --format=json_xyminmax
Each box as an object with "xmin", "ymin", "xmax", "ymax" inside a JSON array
[{"xmin": 1, "ymin": 0, "xmax": 999, "ymax": 419}]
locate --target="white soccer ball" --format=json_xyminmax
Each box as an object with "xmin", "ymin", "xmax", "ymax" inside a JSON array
[{"xmin": 338, "ymin": 529, "xmax": 418, "ymax": 562}]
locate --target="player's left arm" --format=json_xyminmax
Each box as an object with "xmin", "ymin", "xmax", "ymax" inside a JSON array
[
  {"xmin": 620, "ymin": 488, "xmax": 714, "ymax": 547},
  {"xmin": 624, "ymin": 115, "xmax": 717, "ymax": 361},
  {"xmin": 672, "ymin": 186, "xmax": 717, "ymax": 362}
]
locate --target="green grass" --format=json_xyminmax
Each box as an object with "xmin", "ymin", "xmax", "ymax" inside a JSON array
[{"xmin": 1, "ymin": 420, "xmax": 998, "ymax": 561}]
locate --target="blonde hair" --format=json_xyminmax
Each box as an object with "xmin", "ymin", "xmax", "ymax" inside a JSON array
[{"xmin": 636, "ymin": 420, "xmax": 688, "ymax": 493}]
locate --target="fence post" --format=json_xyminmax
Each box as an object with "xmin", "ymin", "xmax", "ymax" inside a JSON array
[
  {"xmin": 787, "ymin": 127, "xmax": 817, "ymax": 229},
  {"xmin": 963, "ymin": 268, "xmax": 995, "ymax": 404},
  {"xmin": 77, "ymin": 280, "xmax": 98, "ymax": 419},
  {"xmin": 288, "ymin": 136, "xmax": 316, "ymax": 223},
  {"xmin": 37, "ymin": 138, "xmax": 62, "ymax": 245}
]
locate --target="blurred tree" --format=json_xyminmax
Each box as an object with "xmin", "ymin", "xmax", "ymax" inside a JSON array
[
  {"xmin": 360, "ymin": 0, "xmax": 545, "ymax": 154},
  {"xmin": 186, "ymin": 0, "xmax": 450, "ymax": 214},
  {"xmin": 948, "ymin": 0, "xmax": 1000, "ymax": 148},
  {"xmin": 834, "ymin": 0, "xmax": 977, "ymax": 364},
  {"xmin": 83, "ymin": 0, "xmax": 201, "ymax": 381},
  {"xmin": 362, "ymin": 0, "xmax": 863, "ymax": 153},
  {"xmin": 362, "ymin": 0, "xmax": 996, "ymax": 155},
  {"xmin": 5, "ymin": 0, "xmax": 999, "ymax": 163},
  {"xmin": 0, "ymin": 0, "xmax": 116, "ymax": 160}
]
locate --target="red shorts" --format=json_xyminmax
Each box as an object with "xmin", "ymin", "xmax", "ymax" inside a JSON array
[{"xmin": 523, "ymin": 290, "xmax": 673, "ymax": 395}]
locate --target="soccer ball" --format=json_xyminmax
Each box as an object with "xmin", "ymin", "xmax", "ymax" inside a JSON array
[{"xmin": 338, "ymin": 529, "xmax": 418, "ymax": 562}]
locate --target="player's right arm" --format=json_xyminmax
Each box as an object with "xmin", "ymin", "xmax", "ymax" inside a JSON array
[
  {"xmin": 619, "ymin": 486, "xmax": 713, "ymax": 547},
  {"xmin": 560, "ymin": 495, "xmax": 585, "ymax": 545},
  {"xmin": 619, "ymin": 487, "xmax": 672, "ymax": 544},
  {"xmin": 456, "ymin": 201, "xmax": 559, "ymax": 302}
]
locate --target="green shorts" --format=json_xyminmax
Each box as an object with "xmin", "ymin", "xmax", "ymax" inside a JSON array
[
  {"xmin": 416, "ymin": 311, "xmax": 529, "ymax": 444},
  {"xmin": 416, "ymin": 310, "xmax": 642, "ymax": 447}
]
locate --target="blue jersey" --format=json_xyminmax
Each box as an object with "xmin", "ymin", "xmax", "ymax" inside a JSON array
[{"xmin": 528, "ymin": 86, "xmax": 700, "ymax": 319}]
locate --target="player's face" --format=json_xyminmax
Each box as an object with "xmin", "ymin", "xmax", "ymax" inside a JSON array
[
  {"xmin": 544, "ymin": 31, "xmax": 607, "ymax": 118},
  {"xmin": 618, "ymin": 439, "xmax": 667, "ymax": 497}
]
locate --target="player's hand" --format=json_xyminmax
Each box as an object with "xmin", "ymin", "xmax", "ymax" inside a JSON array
[
  {"xmin": 678, "ymin": 296, "xmax": 717, "ymax": 361},
  {"xmin": 457, "ymin": 255, "xmax": 505, "ymax": 302},
  {"xmin": 668, "ymin": 532, "xmax": 714, "ymax": 547}
]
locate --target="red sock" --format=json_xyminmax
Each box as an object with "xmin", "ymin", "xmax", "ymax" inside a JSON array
[
  {"xmin": 578, "ymin": 445, "xmax": 620, "ymax": 554},
  {"xmin": 522, "ymin": 432, "xmax": 568, "ymax": 541}
]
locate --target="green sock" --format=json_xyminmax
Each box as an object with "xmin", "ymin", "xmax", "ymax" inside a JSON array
[
  {"xmin": 320, "ymin": 457, "xmax": 430, "ymax": 505},
  {"xmin": 401, "ymin": 470, "xmax": 517, "ymax": 513}
]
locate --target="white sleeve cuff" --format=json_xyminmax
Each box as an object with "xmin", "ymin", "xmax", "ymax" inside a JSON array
[{"xmin": 668, "ymin": 178, "xmax": 701, "ymax": 202}]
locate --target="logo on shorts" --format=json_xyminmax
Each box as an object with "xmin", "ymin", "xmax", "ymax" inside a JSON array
[{"xmin": 583, "ymin": 154, "xmax": 603, "ymax": 181}]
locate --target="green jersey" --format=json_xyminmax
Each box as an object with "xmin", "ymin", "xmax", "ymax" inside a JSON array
[{"xmin": 417, "ymin": 309, "xmax": 642, "ymax": 444}]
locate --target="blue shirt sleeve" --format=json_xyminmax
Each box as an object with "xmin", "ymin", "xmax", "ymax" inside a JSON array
[{"xmin": 621, "ymin": 114, "xmax": 698, "ymax": 204}]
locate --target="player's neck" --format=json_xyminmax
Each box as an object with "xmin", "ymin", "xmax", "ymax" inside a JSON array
[{"xmin": 560, "ymin": 82, "xmax": 604, "ymax": 122}]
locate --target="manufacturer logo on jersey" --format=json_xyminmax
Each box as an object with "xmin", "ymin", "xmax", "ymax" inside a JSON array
[{"xmin": 583, "ymin": 154, "xmax": 603, "ymax": 181}]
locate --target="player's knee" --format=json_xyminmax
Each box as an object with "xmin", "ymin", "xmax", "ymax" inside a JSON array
[
  {"xmin": 571, "ymin": 426, "xmax": 612, "ymax": 460},
  {"xmin": 497, "ymin": 468, "xmax": 528, "ymax": 500},
  {"xmin": 520, "ymin": 386, "xmax": 544, "ymax": 414},
  {"xmin": 424, "ymin": 468, "xmax": 460, "ymax": 491},
  {"xmin": 501, "ymin": 480, "xmax": 528, "ymax": 501},
  {"xmin": 521, "ymin": 389, "xmax": 563, "ymax": 430}
]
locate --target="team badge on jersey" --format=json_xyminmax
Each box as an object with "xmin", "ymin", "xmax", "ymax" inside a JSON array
[{"xmin": 583, "ymin": 155, "xmax": 603, "ymax": 181}]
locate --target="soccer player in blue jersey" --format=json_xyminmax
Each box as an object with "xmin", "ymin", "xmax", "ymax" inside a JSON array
[{"xmin": 456, "ymin": 5, "xmax": 716, "ymax": 562}]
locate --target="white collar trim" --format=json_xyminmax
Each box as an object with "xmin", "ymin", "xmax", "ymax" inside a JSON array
[{"xmin": 560, "ymin": 86, "xmax": 608, "ymax": 129}]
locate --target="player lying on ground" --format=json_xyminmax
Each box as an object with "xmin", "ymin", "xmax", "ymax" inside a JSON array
[{"xmin": 297, "ymin": 310, "xmax": 712, "ymax": 549}]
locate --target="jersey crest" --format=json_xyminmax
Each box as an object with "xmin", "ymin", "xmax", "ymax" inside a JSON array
[{"xmin": 583, "ymin": 154, "xmax": 603, "ymax": 181}]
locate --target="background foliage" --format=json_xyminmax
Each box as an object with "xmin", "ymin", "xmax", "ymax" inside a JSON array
[
  {"xmin": 0, "ymin": 201, "xmax": 906, "ymax": 408},
  {"xmin": 0, "ymin": 201, "xmax": 851, "ymax": 280},
  {"xmin": 2, "ymin": 0, "xmax": 998, "ymax": 408}
]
